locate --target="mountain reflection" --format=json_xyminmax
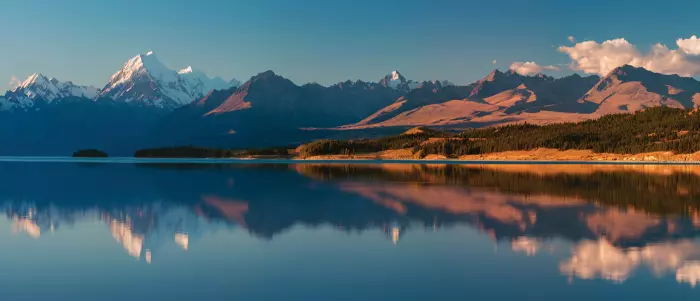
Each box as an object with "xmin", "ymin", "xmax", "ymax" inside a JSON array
[{"xmin": 2, "ymin": 162, "xmax": 700, "ymax": 285}]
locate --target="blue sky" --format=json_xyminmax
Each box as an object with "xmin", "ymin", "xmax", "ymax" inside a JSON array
[{"xmin": 1, "ymin": 0, "xmax": 699, "ymax": 91}]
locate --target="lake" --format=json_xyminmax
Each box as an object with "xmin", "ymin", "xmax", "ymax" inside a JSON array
[{"xmin": 2, "ymin": 160, "xmax": 700, "ymax": 300}]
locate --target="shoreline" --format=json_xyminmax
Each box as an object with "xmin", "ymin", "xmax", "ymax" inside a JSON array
[
  {"xmin": 4, "ymin": 147, "xmax": 700, "ymax": 165},
  {"xmin": 299, "ymin": 148, "xmax": 700, "ymax": 163},
  {"xmin": 2, "ymin": 156, "xmax": 700, "ymax": 165}
]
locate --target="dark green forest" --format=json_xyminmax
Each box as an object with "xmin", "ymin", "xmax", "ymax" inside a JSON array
[
  {"xmin": 298, "ymin": 129, "xmax": 449, "ymax": 158},
  {"xmin": 299, "ymin": 107, "xmax": 700, "ymax": 158}
]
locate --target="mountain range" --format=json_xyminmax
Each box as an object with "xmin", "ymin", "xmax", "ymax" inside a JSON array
[{"xmin": 2, "ymin": 52, "xmax": 700, "ymax": 155}]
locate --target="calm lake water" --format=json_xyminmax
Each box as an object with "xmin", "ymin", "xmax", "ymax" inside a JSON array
[{"xmin": 2, "ymin": 161, "xmax": 700, "ymax": 300}]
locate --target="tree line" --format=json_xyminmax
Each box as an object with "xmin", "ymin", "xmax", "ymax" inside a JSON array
[{"xmin": 299, "ymin": 107, "xmax": 700, "ymax": 158}]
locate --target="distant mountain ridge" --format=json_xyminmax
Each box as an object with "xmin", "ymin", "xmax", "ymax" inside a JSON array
[
  {"xmin": 150, "ymin": 70, "xmax": 412, "ymax": 147},
  {"xmin": 378, "ymin": 70, "xmax": 423, "ymax": 91},
  {"xmin": 348, "ymin": 70, "xmax": 602, "ymax": 128},
  {"xmin": 345, "ymin": 65, "xmax": 700, "ymax": 129},
  {"xmin": 0, "ymin": 73, "xmax": 99, "ymax": 111},
  {"xmin": 1, "ymin": 51, "xmax": 241, "ymax": 111},
  {"xmin": 2, "ymin": 57, "xmax": 700, "ymax": 155}
]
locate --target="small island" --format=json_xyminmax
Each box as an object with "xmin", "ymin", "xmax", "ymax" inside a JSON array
[{"xmin": 72, "ymin": 149, "xmax": 109, "ymax": 157}]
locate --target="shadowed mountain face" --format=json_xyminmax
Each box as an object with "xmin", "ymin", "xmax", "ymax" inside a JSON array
[
  {"xmin": 0, "ymin": 100, "xmax": 166, "ymax": 156},
  {"xmin": 196, "ymin": 70, "xmax": 406, "ymax": 127},
  {"xmin": 147, "ymin": 71, "xmax": 409, "ymax": 149}
]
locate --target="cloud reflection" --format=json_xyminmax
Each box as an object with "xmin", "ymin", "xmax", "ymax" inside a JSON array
[
  {"xmin": 560, "ymin": 238, "xmax": 700, "ymax": 286},
  {"xmin": 677, "ymin": 262, "xmax": 700, "ymax": 287},
  {"xmin": 511, "ymin": 237, "xmax": 542, "ymax": 256}
]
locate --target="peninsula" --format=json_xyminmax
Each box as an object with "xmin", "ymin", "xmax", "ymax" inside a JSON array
[{"xmin": 134, "ymin": 107, "xmax": 700, "ymax": 162}]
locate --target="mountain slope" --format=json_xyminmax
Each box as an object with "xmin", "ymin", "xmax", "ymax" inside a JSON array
[
  {"xmin": 580, "ymin": 65, "xmax": 700, "ymax": 114},
  {"xmin": 350, "ymin": 71, "xmax": 600, "ymax": 128},
  {"xmin": 471, "ymin": 71, "xmax": 600, "ymax": 112},
  {"xmin": 469, "ymin": 69, "xmax": 530, "ymax": 98},
  {"xmin": 483, "ymin": 83, "xmax": 537, "ymax": 107},
  {"xmin": 350, "ymin": 81, "xmax": 474, "ymax": 127},
  {"xmin": 207, "ymin": 70, "xmax": 300, "ymax": 115}
]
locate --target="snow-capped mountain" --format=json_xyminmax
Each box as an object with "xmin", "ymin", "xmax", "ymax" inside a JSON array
[
  {"xmin": 98, "ymin": 51, "xmax": 238, "ymax": 109},
  {"xmin": 14, "ymin": 73, "xmax": 100, "ymax": 101},
  {"xmin": 379, "ymin": 70, "xmax": 422, "ymax": 91},
  {"xmin": 178, "ymin": 66, "xmax": 233, "ymax": 95},
  {"xmin": 0, "ymin": 73, "xmax": 99, "ymax": 111}
]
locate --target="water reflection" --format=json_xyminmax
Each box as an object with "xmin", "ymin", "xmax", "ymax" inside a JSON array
[
  {"xmin": 12, "ymin": 214, "xmax": 41, "ymax": 238},
  {"xmin": 560, "ymin": 238, "xmax": 700, "ymax": 286},
  {"xmin": 511, "ymin": 236, "xmax": 545, "ymax": 256},
  {"xmin": 2, "ymin": 162, "xmax": 700, "ymax": 288}
]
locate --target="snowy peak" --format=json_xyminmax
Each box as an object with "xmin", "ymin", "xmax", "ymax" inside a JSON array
[
  {"xmin": 106, "ymin": 51, "xmax": 178, "ymax": 88},
  {"xmin": 99, "ymin": 51, "xmax": 239, "ymax": 109},
  {"xmin": 1, "ymin": 73, "xmax": 99, "ymax": 111},
  {"xmin": 178, "ymin": 66, "xmax": 241, "ymax": 88},
  {"xmin": 9, "ymin": 73, "xmax": 99, "ymax": 102},
  {"xmin": 379, "ymin": 70, "xmax": 407, "ymax": 89},
  {"xmin": 178, "ymin": 67, "xmax": 231, "ymax": 96},
  {"xmin": 378, "ymin": 70, "xmax": 422, "ymax": 91},
  {"xmin": 387, "ymin": 70, "xmax": 405, "ymax": 82},
  {"xmin": 16, "ymin": 73, "xmax": 50, "ymax": 90},
  {"xmin": 178, "ymin": 66, "xmax": 194, "ymax": 74}
]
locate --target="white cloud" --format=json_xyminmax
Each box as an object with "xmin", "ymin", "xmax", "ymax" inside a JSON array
[
  {"xmin": 568, "ymin": 36, "xmax": 576, "ymax": 43},
  {"xmin": 558, "ymin": 36, "xmax": 700, "ymax": 77},
  {"xmin": 677, "ymin": 35, "xmax": 700, "ymax": 55},
  {"xmin": 8, "ymin": 76, "xmax": 21, "ymax": 90},
  {"xmin": 509, "ymin": 61, "xmax": 559, "ymax": 75},
  {"xmin": 492, "ymin": 59, "xmax": 497, "ymax": 64}
]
